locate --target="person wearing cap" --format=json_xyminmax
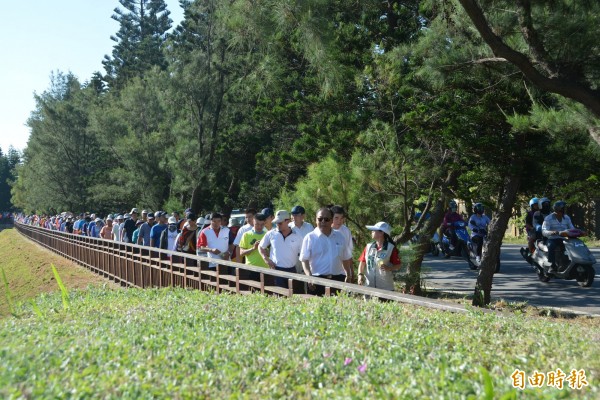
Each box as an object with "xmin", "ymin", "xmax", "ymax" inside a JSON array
[
  {"xmin": 122, "ymin": 209, "xmax": 139, "ymax": 243},
  {"xmin": 174, "ymin": 212, "xmax": 198, "ymax": 255},
  {"xmin": 161, "ymin": 216, "xmax": 180, "ymax": 251},
  {"xmin": 233, "ymin": 208, "xmax": 257, "ymax": 262},
  {"xmin": 300, "ymin": 207, "xmax": 353, "ymax": 295},
  {"xmin": 357, "ymin": 222, "xmax": 402, "ymax": 291},
  {"xmin": 150, "ymin": 212, "xmax": 168, "ymax": 248},
  {"xmin": 260, "ymin": 210, "xmax": 303, "ymax": 289},
  {"xmin": 141, "ymin": 210, "xmax": 149, "ymax": 223},
  {"xmin": 113, "ymin": 215, "xmax": 123, "ymax": 242},
  {"xmin": 239, "ymin": 213, "xmax": 268, "ymax": 273},
  {"xmin": 261, "ymin": 208, "xmax": 275, "ymax": 231},
  {"xmin": 195, "ymin": 217, "xmax": 208, "ymax": 257},
  {"xmin": 178, "ymin": 208, "xmax": 193, "ymax": 231},
  {"xmin": 137, "ymin": 212, "xmax": 156, "ymax": 246},
  {"xmin": 197, "ymin": 212, "xmax": 232, "ymax": 268},
  {"xmin": 330, "ymin": 205, "xmax": 354, "ymax": 282},
  {"xmin": 100, "ymin": 216, "xmax": 114, "ymax": 240},
  {"xmin": 289, "ymin": 205, "xmax": 314, "ymax": 238},
  {"xmin": 65, "ymin": 216, "xmax": 74, "ymax": 234}
]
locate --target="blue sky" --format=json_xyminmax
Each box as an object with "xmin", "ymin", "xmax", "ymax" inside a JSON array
[{"xmin": 0, "ymin": 1, "xmax": 184, "ymax": 153}]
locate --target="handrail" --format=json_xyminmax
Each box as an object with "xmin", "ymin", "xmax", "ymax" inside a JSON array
[{"xmin": 13, "ymin": 222, "xmax": 484, "ymax": 314}]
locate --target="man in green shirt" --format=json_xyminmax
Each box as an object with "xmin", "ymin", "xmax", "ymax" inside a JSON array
[{"xmin": 238, "ymin": 213, "xmax": 268, "ymax": 269}]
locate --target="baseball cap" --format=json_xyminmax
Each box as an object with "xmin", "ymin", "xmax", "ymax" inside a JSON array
[
  {"xmin": 130, "ymin": 208, "xmax": 139, "ymax": 214},
  {"xmin": 196, "ymin": 216, "xmax": 205, "ymax": 225},
  {"xmin": 142, "ymin": 209, "xmax": 149, "ymax": 214},
  {"xmin": 366, "ymin": 221, "xmax": 392, "ymax": 236},
  {"xmin": 147, "ymin": 212, "xmax": 155, "ymax": 219},
  {"xmin": 291, "ymin": 205, "xmax": 306, "ymax": 215},
  {"xmin": 261, "ymin": 208, "xmax": 274, "ymax": 217},
  {"xmin": 272, "ymin": 210, "xmax": 291, "ymax": 224},
  {"xmin": 168, "ymin": 216, "xmax": 177, "ymax": 224}
]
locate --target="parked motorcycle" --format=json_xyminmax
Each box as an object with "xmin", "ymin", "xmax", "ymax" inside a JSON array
[
  {"xmin": 530, "ymin": 229, "xmax": 596, "ymax": 287},
  {"xmin": 467, "ymin": 228, "xmax": 501, "ymax": 273},
  {"xmin": 441, "ymin": 221, "xmax": 475, "ymax": 269},
  {"xmin": 411, "ymin": 232, "xmax": 440, "ymax": 256}
]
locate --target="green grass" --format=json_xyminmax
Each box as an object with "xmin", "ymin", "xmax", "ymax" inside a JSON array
[
  {"xmin": 0, "ymin": 228, "xmax": 114, "ymax": 317},
  {"xmin": 0, "ymin": 288, "xmax": 598, "ymax": 399}
]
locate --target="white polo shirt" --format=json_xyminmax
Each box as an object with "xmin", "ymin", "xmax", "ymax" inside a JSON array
[
  {"xmin": 233, "ymin": 223, "xmax": 252, "ymax": 246},
  {"xmin": 259, "ymin": 229, "xmax": 303, "ymax": 269},
  {"xmin": 198, "ymin": 226, "xmax": 230, "ymax": 267},
  {"xmin": 335, "ymin": 224, "xmax": 354, "ymax": 254},
  {"xmin": 289, "ymin": 221, "xmax": 315, "ymax": 238},
  {"xmin": 300, "ymin": 229, "xmax": 352, "ymax": 276}
]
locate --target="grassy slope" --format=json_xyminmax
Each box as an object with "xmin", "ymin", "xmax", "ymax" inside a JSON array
[
  {"xmin": 0, "ymin": 289, "xmax": 598, "ymax": 399},
  {"xmin": 0, "ymin": 227, "xmax": 116, "ymax": 317}
]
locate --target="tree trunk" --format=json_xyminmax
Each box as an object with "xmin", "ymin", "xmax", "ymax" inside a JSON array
[
  {"xmin": 472, "ymin": 170, "xmax": 521, "ymax": 306},
  {"xmin": 404, "ymin": 170, "xmax": 459, "ymax": 295},
  {"xmin": 405, "ymin": 196, "xmax": 446, "ymax": 295}
]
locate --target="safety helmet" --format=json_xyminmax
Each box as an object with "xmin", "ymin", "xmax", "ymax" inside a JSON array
[
  {"xmin": 473, "ymin": 203, "xmax": 484, "ymax": 215},
  {"xmin": 449, "ymin": 200, "xmax": 457, "ymax": 211},
  {"xmin": 553, "ymin": 201, "xmax": 566, "ymax": 213},
  {"xmin": 538, "ymin": 197, "xmax": 550, "ymax": 207},
  {"xmin": 529, "ymin": 197, "xmax": 539, "ymax": 208}
]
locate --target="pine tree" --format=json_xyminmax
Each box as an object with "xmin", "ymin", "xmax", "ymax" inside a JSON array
[{"xmin": 103, "ymin": 0, "xmax": 172, "ymax": 89}]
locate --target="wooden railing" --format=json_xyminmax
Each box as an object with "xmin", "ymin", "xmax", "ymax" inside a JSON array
[{"xmin": 14, "ymin": 222, "xmax": 478, "ymax": 313}]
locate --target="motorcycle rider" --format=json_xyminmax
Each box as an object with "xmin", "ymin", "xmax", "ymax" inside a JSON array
[
  {"xmin": 533, "ymin": 197, "xmax": 552, "ymax": 241},
  {"xmin": 525, "ymin": 197, "xmax": 539, "ymax": 255},
  {"xmin": 541, "ymin": 201, "xmax": 575, "ymax": 273},
  {"xmin": 441, "ymin": 200, "xmax": 464, "ymax": 258},
  {"xmin": 468, "ymin": 203, "xmax": 491, "ymax": 264}
]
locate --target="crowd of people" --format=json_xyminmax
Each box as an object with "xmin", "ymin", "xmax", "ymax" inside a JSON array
[{"xmin": 16, "ymin": 205, "xmax": 403, "ymax": 295}]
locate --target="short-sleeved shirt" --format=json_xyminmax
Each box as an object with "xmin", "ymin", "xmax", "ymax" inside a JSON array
[
  {"xmin": 260, "ymin": 229, "xmax": 302, "ymax": 269},
  {"xmin": 197, "ymin": 226, "xmax": 231, "ymax": 267},
  {"xmin": 239, "ymin": 229, "xmax": 268, "ymax": 268},
  {"xmin": 138, "ymin": 222, "xmax": 153, "ymax": 246},
  {"xmin": 334, "ymin": 224, "xmax": 353, "ymax": 255},
  {"xmin": 233, "ymin": 224, "xmax": 253, "ymax": 246},
  {"xmin": 150, "ymin": 224, "xmax": 168, "ymax": 248},
  {"xmin": 123, "ymin": 219, "xmax": 137, "ymax": 242},
  {"xmin": 289, "ymin": 221, "xmax": 315, "ymax": 238},
  {"xmin": 300, "ymin": 229, "xmax": 352, "ymax": 276}
]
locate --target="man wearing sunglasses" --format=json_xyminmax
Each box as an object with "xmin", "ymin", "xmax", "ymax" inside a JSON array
[{"xmin": 300, "ymin": 207, "xmax": 353, "ymax": 295}]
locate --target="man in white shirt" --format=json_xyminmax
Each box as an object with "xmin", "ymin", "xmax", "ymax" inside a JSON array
[
  {"xmin": 300, "ymin": 207, "xmax": 353, "ymax": 296},
  {"xmin": 289, "ymin": 205, "xmax": 314, "ymax": 238},
  {"xmin": 197, "ymin": 212, "xmax": 233, "ymax": 269},
  {"xmin": 233, "ymin": 208, "xmax": 257, "ymax": 262},
  {"xmin": 260, "ymin": 210, "xmax": 303, "ymax": 289},
  {"xmin": 330, "ymin": 205, "xmax": 354, "ymax": 282},
  {"xmin": 112, "ymin": 215, "xmax": 123, "ymax": 241}
]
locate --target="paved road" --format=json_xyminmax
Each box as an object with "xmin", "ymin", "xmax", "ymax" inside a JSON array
[{"xmin": 420, "ymin": 245, "xmax": 600, "ymax": 316}]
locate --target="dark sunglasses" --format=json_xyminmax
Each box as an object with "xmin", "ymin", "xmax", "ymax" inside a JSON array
[{"xmin": 317, "ymin": 217, "xmax": 332, "ymax": 222}]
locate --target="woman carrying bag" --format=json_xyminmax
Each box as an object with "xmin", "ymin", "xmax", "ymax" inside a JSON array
[{"xmin": 357, "ymin": 222, "xmax": 402, "ymax": 291}]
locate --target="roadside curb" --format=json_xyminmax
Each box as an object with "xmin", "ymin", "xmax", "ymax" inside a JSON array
[{"xmin": 423, "ymin": 285, "xmax": 600, "ymax": 318}]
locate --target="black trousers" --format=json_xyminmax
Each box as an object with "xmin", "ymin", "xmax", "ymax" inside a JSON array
[{"xmin": 310, "ymin": 274, "xmax": 346, "ymax": 296}]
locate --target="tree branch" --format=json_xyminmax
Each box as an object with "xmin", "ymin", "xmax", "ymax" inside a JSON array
[
  {"xmin": 457, "ymin": 0, "xmax": 600, "ymax": 128},
  {"xmin": 515, "ymin": 0, "xmax": 555, "ymax": 76}
]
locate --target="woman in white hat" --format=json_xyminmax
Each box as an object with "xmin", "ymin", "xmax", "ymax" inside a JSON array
[{"xmin": 357, "ymin": 222, "xmax": 402, "ymax": 291}]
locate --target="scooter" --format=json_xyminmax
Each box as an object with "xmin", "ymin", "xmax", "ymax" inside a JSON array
[
  {"xmin": 441, "ymin": 221, "xmax": 475, "ymax": 269},
  {"xmin": 411, "ymin": 231, "xmax": 440, "ymax": 256},
  {"xmin": 468, "ymin": 229, "xmax": 501, "ymax": 273},
  {"xmin": 531, "ymin": 229, "xmax": 596, "ymax": 287}
]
